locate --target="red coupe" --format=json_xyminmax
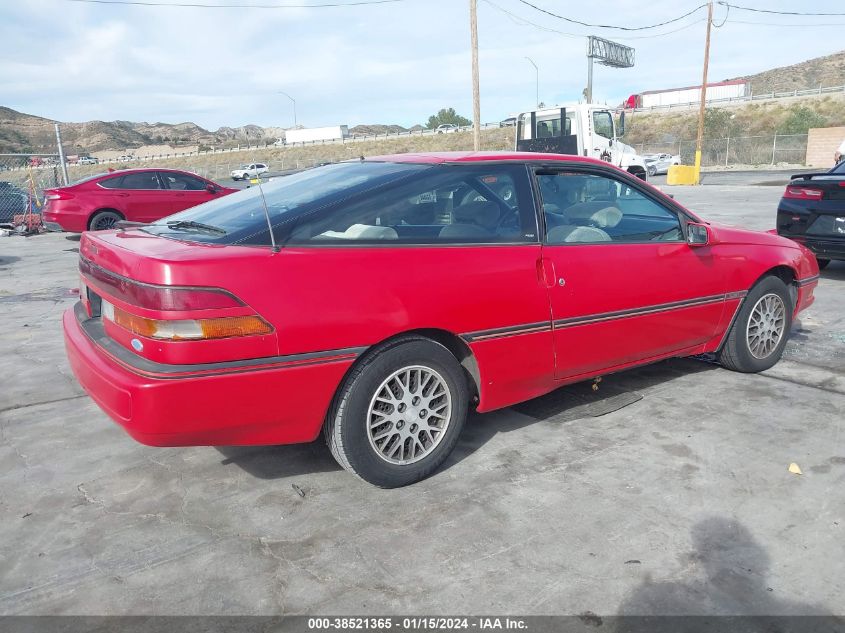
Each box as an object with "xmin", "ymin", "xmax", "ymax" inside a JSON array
[
  {"xmin": 42, "ymin": 168, "xmax": 238, "ymax": 232},
  {"xmin": 63, "ymin": 152, "xmax": 819, "ymax": 487}
]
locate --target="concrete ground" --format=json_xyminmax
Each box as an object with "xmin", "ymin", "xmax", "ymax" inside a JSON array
[{"xmin": 0, "ymin": 179, "xmax": 843, "ymax": 616}]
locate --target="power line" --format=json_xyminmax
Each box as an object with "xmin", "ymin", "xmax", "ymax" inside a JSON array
[
  {"xmin": 727, "ymin": 18, "xmax": 845, "ymax": 27},
  {"xmin": 515, "ymin": 0, "xmax": 709, "ymax": 31},
  {"xmin": 483, "ymin": 0, "xmax": 706, "ymax": 41},
  {"xmin": 481, "ymin": 0, "xmax": 581, "ymax": 38},
  {"xmin": 64, "ymin": 0, "xmax": 405, "ymax": 8},
  {"xmin": 718, "ymin": 2, "xmax": 845, "ymax": 17}
]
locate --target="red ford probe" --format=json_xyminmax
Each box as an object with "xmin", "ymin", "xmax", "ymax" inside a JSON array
[{"xmin": 63, "ymin": 152, "xmax": 819, "ymax": 487}]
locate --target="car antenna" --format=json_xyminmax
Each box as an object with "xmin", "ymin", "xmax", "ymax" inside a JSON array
[{"xmin": 254, "ymin": 179, "xmax": 280, "ymax": 253}]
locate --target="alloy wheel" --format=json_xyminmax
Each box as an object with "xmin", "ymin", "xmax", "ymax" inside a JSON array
[
  {"xmin": 746, "ymin": 293, "xmax": 786, "ymax": 359},
  {"xmin": 366, "ymin": 365, "xmax": 452, "ymax": 465}
]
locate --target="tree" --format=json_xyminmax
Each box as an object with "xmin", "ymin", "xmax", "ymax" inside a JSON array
[
  {"xmin": 778, "ymin": 106, "xmax": 826, "ymax": 135},
  {"xmin": 425, "ymin": 108, "xmax": 472, "ymax": 129}
]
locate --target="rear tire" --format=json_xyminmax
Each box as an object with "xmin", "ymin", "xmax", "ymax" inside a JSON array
[
  {"xmin": 88, "ymin": 210, "xmax": 123, "ymax": 231},
  {"xmin": 816, "ymin": 258, "xmax": 830, "ymax": 270},
  {"xmin": 718, "ymin": 276, "xmax": 792, "ymax": 373},
  {"xmin": 325, "ymin": 337, "xmax": 468, "ymax": 488}
]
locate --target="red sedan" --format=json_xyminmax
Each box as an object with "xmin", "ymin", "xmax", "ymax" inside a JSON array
[
  {"xmin": 63, "ymin": 152, "xmax": 819, "ymax": 487},
  {"xmin": 42, "ymin": 168, "xmax": 238, "ymax": 232}
]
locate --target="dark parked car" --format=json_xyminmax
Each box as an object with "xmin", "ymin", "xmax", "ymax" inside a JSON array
[
  {"xmin": 777, "ymin": 161, "xmax": 845, "ymax": 269},
  {"xmin": 0, "ymin": 182, "xmax": 29, "ymax": 224}
]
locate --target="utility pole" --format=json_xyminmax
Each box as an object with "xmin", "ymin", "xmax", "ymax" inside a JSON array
[
  {"xmin": 694, "ymin": 0, "xmax": 714, "ymax": 185},
  {"xmin": 54, "ymin": 123, "xmax": 69, "ymax": 185},
  {"xmin": 279, "ymin": 91, "xmax": 297, "ymax": 128},
  {"xmin": 525, "ymin": 57, "xmax": 539, "ymax": 107},
  {"xmin": 469, "ymin": 0, "xmax": 481, "ymax": 151},
  {"xmin": 586, "ymin": 51, "xmax": 593, "ymax": 103}
]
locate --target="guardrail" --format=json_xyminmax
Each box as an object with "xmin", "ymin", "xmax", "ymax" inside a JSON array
[
  {"xmin": 633, "ymin": 84, "xmax": 845, "ymax": 112},
  {"xmin": 1, "ymin": 122, "xmax": 513, "ymax": 172}
]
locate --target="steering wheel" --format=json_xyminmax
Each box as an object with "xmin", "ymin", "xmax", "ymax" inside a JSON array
[{"xmin": 496, "ymin": 205, "xmax": 520, "ymax": 231}]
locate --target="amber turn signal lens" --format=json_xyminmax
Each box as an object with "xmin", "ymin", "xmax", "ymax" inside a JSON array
[
  {"xmin": 198, "ymin": 316, "xmax": 273, "ymax": 339},
  {"xmin": 102, "ymin": 300, "xmax": 273, "ymax": 341}
]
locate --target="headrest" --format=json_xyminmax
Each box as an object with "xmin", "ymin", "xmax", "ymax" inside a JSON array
[
  {"xmin": 404, "ymin": 201, "xmax": 437, "ymax": 225},
  {"xmin": 319, "ymin": 224, "xmax": 398, "ymax": 240},
  {"xmin": 547, "ymin": 225, "xmax": 611, "ymax": 243},
  {"xmin": 453, "ymin": 201, "xmax": 499, "ymax": 228},
  {"xmin": 564, "ymin": 201, "xmax": 623, "ymax": 228}
]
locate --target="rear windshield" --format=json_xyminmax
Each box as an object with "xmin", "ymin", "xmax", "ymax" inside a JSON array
[
  {"xmin": 72, "ymin": 173, "xmax": 110, "ymax": 185},
  {"xmin": 142, "ymin": 161, "xmax": 430, "ymax": 246},
  {"xmin": 831, "ymin": 161, "xmax": 845, "ymax": 175}
]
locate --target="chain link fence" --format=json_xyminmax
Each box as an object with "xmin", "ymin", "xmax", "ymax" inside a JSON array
[
  {"xmin": 635, "ymin": 134, "xmax": 808, "ymax": 168},
  {"xmin": 0, "ymin": 154, "xmax": 63, "ymax": 227}
]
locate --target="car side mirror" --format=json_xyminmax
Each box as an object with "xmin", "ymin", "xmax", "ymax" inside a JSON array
[
  {"xmin": 206, "ymin": 183, "xmax": 217, "ymax": 193},
  {"xmin": 687, "ymin": 222, "xmax": 710, "ymax": 246},
  {"xmin": 617, "ymin": 111, "xmax": 626, "ymax": 137}
]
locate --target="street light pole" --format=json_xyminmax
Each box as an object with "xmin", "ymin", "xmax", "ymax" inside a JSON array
[
  {"xmin": 525, "ymin": 57, "xmax": 538, "ymax": 107},
  {"xmin": 279, "ymin": 91, "xmax": 297, "ymax": 128}
]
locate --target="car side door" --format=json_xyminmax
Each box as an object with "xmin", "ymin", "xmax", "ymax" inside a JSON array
[
  {"xmin": 590, "ymin": 109, "xmax": 615, "ymax": 163},
  {"xmin": 111, "ymin": 171, "xmax": 169, "ymax": 223},
  {"xmin": 535, "ymin": 166, "xmax": 728, "ymax": 381},
  {"xmin": 158, "ymin": 171, "xmax": 216, "ymax": 214}
]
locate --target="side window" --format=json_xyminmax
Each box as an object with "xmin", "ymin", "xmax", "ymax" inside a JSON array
[
  {"xmin": 284, "ymin": 165, "xmax": 536, "ymax": 244},
  {"xmin": 592, "ymin": 111, "xmax": 614, "ymax": 139},
  {"xmin": 160, "ymin": 172, "xmax": 207, "ymax": 190},
  {"xmin": 539, "ymin": 172, "xmax": 683, "ymax": 244},
  {"xmin": 98, "ymin": 176, "xmax": 123, "ymax": 189},
  {"xmin": 119, "ymin": 172, "xmax": 161, "ymax": 190}
]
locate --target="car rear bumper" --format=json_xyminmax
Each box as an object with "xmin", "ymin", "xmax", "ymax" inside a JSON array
[
  {"xmin": 781, "ymin": 234, "xmax": 845, "ymax": 261},
  {"xmin": 63, "ymin": 304, "xmax": 355, "ymax": 447},
  {"xmin": 43, "ymin": 208, "xmax": 87, "ymax": 233}
]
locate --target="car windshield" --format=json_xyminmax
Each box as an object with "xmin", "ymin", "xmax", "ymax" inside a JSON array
[
  {"xmin": 143, "ymin": 161, "xmax": 430, "ymax": 246},
  {"xmin": 830, "ymin": 161, "xmax": 845, "ymax": 175}
]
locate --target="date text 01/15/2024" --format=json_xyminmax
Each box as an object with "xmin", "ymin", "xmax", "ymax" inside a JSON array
[{"xmin": 307, "ymin": 617, "xmax": 527, "ymax": 630}]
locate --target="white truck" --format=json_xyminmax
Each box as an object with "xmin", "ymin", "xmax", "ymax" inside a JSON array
[
  {"xmin": 284, "ymin": 125, "xmax": 349, "ymax": 145},
  {"xmin": 515, "ymin": 104, "xmax": 648, "ymax": 181}
]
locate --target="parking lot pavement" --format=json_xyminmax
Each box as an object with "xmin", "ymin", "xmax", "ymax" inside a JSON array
[{"xmin": 1, "ymin": 187, "xmax": 843, "ymax": 616}]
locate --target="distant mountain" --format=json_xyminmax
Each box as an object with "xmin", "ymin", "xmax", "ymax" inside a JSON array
[
  {"xmin": 0, "ymin": 106, "xmax": 283, "ymax": 154},
  {"xmin": 0, "ymin": 105, "xmax": 422, "ymax": 154},
  {"xmin": 733, "ymin": 49, "xmax": 845, "ymax": 94}
]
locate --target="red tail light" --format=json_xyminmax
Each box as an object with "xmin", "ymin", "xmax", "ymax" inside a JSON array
[
  {"xmin": 45, "ymin": 189, "xmax": 75, "ymax": 201},
  {"xmin": 784, "ymin": 186, "xmax": 823, "ymax": 200},
  {"xmin": 79, "ymin": 257, "xmax": 243, "ymax": 311}
]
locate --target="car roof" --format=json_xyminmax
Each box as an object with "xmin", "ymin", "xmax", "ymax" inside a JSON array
[
  {"xmin": 364, "ymin": 150, "xmax": 610, "ymax": 167},
  {"xmin": 93, "ymin": 167, "xmax": 204, "ymax": 177}
]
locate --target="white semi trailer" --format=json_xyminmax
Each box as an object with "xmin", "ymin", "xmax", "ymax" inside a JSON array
[{"xmin": 284, "ymin": 126, "xmax": 349, "ymax": 144}]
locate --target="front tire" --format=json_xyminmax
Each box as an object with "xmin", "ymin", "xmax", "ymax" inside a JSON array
[
  {"xmin": 718, "ymin": 276, "xmax": 792, "ymax": 373},
  {"xmin": 325, "ymin": 337, "xmax": 468, "ymax": 488}
]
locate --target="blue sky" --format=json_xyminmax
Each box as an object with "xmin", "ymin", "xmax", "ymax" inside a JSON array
[{"xmin": 1, "ymin": 0, "xmax": 843, "ymax": 130}]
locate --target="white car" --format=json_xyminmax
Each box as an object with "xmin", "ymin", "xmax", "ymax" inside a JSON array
[
  {"xmin": 643, "ymin": 153, "xmax": 681, "ymax": 176},
  {"xmin": 435, "ymin": 124, "xmax": 459, "ymax": 134},
  {"xmin": 230, "ymin": 163, "xmax": 269, "ymax": 181},
  {"xmin": 77, "ymin": 156, "xmax": 99, "ymax": 165}
]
